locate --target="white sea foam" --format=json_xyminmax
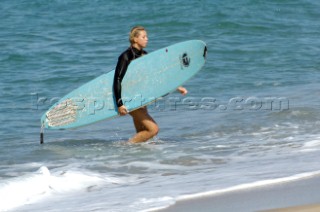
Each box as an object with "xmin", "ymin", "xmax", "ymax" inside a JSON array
[
  {"xmin": 136, "ymin": 196, "xmax": 175, "ymax": 212},
  {"xmin": 0, "ymin": 166, "xmax": 51, "ymax": 211},
  {"xmin": 125, "ymin": 161, "xmax": 187, "ymax": 170},
  {"xmin": 300, "ymin": 139, "xmax": 320, "ymax": 152},
  {"xmin": 0, "ymin": 166, "xmax": 117, "ymax": 211},
  {"xmin": 303, "ymin": 139, "xmax": 320, "ymax": 148}
]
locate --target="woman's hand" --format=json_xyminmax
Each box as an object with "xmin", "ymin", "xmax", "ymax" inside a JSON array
[
  {"xmin": 177, "ymin": 86, "xmax": 188, "ymax": 96},
  {"xmin": 118, "ymin": 105, "xmax": 129, "ymax": 116}
]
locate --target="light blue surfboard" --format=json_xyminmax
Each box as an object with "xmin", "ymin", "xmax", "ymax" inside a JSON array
[{"xmin": 41, "ymin": 40, "xmax": 207, "ymax": 130}]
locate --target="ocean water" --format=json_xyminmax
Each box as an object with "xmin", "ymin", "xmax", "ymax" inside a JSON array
[{"xmin": 1, "ymin": 0, "xmax": 320, "ymax": 211}]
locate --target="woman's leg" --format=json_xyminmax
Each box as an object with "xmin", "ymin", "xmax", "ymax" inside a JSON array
[{"xmin": 129, "ymin": 107, "xmax": 159, "ymax": 143}]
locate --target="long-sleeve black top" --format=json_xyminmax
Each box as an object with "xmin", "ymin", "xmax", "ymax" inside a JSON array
[{"xmin": 113, "ymin": 46, "xmax": 147, "ymax": 107}]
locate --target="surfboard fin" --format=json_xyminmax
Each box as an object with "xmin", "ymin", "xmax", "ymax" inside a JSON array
[
  {"xmin": 203, "ymin": 46, "xmax": 207, "ymax": 58},
  {"xmin": 40, "ymin": 124, "xmax": 44, "ymax": 144}
]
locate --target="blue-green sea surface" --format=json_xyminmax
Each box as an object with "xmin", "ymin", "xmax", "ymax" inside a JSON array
[{"xmin": 1, "ymin": 0, "xmax": 320, "ymax": 211}]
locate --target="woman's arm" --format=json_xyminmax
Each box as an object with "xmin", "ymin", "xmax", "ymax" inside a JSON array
[{"xmin": 113, "ymin": 53, "xmax": 130, "ymax": 115}]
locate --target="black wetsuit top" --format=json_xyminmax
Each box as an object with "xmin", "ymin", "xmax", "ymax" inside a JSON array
[{"xmin": 113, "ymin": 46, "xmax": 147, "ymax": 107}]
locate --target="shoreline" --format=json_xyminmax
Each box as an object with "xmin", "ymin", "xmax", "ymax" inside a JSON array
[{"xmin": 152, "ymin": 172, "xmax": 320, "ymax": 212}]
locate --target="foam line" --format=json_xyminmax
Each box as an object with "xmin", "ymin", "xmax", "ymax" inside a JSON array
[{"xmin": 177, "ymin": 171, "xmax": 320, "ymax": 201}]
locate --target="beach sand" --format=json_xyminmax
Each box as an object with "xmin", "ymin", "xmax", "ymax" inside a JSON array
[
  {"xmin": 153, "ymin": 174, "xmax": 320, "ymax": 212},
  {"xmin": 263, "ymin": 204, "xmax": 320, "ymax": 212}
]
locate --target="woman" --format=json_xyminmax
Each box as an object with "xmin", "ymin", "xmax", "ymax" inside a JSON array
[{"xmin": 113, "ymin": 26, "xmax": 187, "ymax": 143}]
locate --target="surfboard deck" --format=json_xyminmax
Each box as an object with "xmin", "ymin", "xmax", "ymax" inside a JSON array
[{"xmin": 41, "ymin": 40, "xmax": 207, "ymax": 130}]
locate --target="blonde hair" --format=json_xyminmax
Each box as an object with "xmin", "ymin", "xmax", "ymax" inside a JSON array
[{"xmin": 129, "ymin": 26, "xmax": 146, "ymax": 45}]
